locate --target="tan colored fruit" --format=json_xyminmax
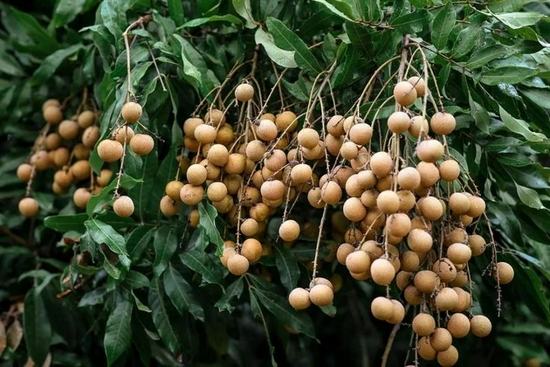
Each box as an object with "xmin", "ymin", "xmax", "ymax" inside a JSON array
[
  {"xmin": 113, "ymin": 196, "xmax": 134, "ymax": 217},
  {"xmin": 339, "ymin": 141, "xmax": 358, "ymax": 160},
  {"xmin": 43, "ymin": 106, "xmax": 63, "ymax": 125},
  {"xmin": 386, "ymin": 213, "xmax": 412, "ymax": 238},
  {"xmin": 326, "ymin": 115, "xmax": 345, "ymax": 137},
  {"xmin": 73, "ymin": 188, "xmax": 91, "ymax": 209},
  {"xmin": 82, "ymin": 126, "xmax": 100, "ymax": 148},
  {"xmin": 240, "ymin": 218, "xmax": 259, "ymax": 237},
  {"xmin": 522, "ymin": 358, "xmax": 542, "ymax": 367},
  {"xmin": 205, "ymin": 144, "xmax": 229, "ymax": 167},
  {"xmin": 397, "ymin": 167, "xmax": 421, "ymax": 190},
  {"xmin": 393, "ymin": 81, "xmax": 417, "ymax": 106},
  {"xmin": 235, "ymin": 83, "xmax": 254, "ymax": 102},
  {"xmin": 261, "ymin": 180, "xmax": 285, "ymax": 201},
  {"xmin": 416, "ymin": 139, "xmax": 444, "ymax": 163},
  {"xmin": 164, "ymin": 180, "xmax": 183, "ymax": 201},
  {"xmin": 432, "ymin": 258, "xmax": 457, "ymax": 283},
  {"xmin": 371, "ymin": 296, "xmax": 394, "ymax": 321},
  {"xmin": 279, "ymin": 220, "xmax": 300, "ymax": 242},
  {"xmin": 439, "ymin": 159, "xmax": 460, "ymax": 182},
  {"xmin": 404, "ymin": 285, "xmax": 423, "ymax": 305},
  {"xmin": 206, "ymin": 182, "xmax": 227, "ymax": 202},
  {"xmin": 113, "ymin": 125, "xmax": 133, "ymax": 144},
  {"xmin": 343, "ymin": 198, "xmax": 367, "ymax": 222},
  {"xmin": 437, "ymin": 345, "xmax": 459, "ymax": 367},
  {"xmin": 418, "ymin": 336, "xmax": 437, "ymax": 361},
  {"xmin": 97, "ymin": 139, "xmax": 123, "ymax": 162},
  {"xmin": 467, "ymin": 196, "xmax": 486, "ymax": 217},
  {"xmin": 407, "ymin": 228, "xmax": 433, "ymax": 253},
  {"xmin": 396, "ymin": 271, "xmax": 413, "ymax": 290},
  {"xmin": 435, "ymin": 287, "xmax": 459, "ymax": 311},
  {"xmin": 448, "ymin": 192, "xmax": 470, "ymax": 214},
  {"xmin": 410, "ymin": 216, "xmax": 432, "ymax": 230},
  {"xmin": 452, "ymin": 287, "xmax": 472, "ymax": 312},
  {"xmin": 73, "ymin": 143, "xmax": 90, "ymax": 160},
  {"xmin": 397, "ymin": 190, "xmax": 416, "ymax": 212},
  {"xmin": 183, "ymin": 117, "xmax": 203, "ymax": 136},
  {"xmin": 336, "ymin": 243, "xmax": 355, "ymax": 265},
  {"xmin": 387, "ymin": 300, "xmax": 406, "ymax": 324},
  {"xmin": 220, "ymin": 247, "xmax": 236, "ymax": 267},
  {"xmin": 444, "ymin": 228, "xmax": 468, "ymax": 246},
  {"xmin": 388, "ymin": 111, "xmax": 411, "ymax": 134},
  {"xmin": 430, "ymin": 112, "xmax": 456, "ymax": 136},
  {"xmin": 288, "ymin": 287, "xmax": 311, "ymax": 310},
  {"xmin": 42, "ymin": 98, "xmax": 60, "ymax": 110},
  {"xmin": 468, "ymin": 234, "xmax": 486, "ymax": 256},
  {"xmin": 121, "ymin": 102, "xmax": 142, "ymax": 123},
  {"xmin": 447, "ymin": 243, "xmax": 472, "ymax": 264},
  {"xmin": 409, "ymin": 116, "xmax": 429, "ymax": 138},
  {"xmin": 44, "ymin": 133, "xmax": 62, "ymax": 150},
  {"xmin": 450, "ymin": 271, "xmax": 468, "ymax": 287},
  {"xmin": 275, "ymin": 111, "xmax": 297, "ymax": 132},
  {"xmin": 70, "ymin": 160, "xmax": 91, "ymax": 181},
  {"xmin": 346, "ymin": 250, "xmax": 371, "ymax": 274},
  {"xmin": 360, "ymin": 189, "xmax": 377, "ymax": 208},
  {"xmin": 400, "ymin": 251, "xmax": 419, "ymax": 272},
  {"xmin": 204, "ymin": 109, "xmax": 226, "ymax": 127},
  {"xmin": 245, "ymin": 140, "xmax": 266, "ymax": 162},
  {"xmin": 407, "ymin": 76, "xmax": 426, "ymax": 97},
  {"xmin": 418, "ymin": 196, "xmax": 444, "ymax": 221},
  {"xmin": 77, "ymin": 110, "xmax": 95, "ymax": 128},
  {"xmin": 470, "ymin": 315, "xmax": 492, "ymax": 337},
  {"xmin": 321, "ymin": 180, "xmax": 342, "ymax": 205},
  {"xmin": 371, "ymin": 258, "xmax": 396, "ymax": 286},
  {"xmin": 377, "ymin": 190, "xmax": 400, "ymax": 214},
  {"xmin": 193, "ymin": 124, "xmax": 216, "ymax": 144},
  {"xmin": 446, "ymin": 313, "xmax": 470, "ymax": 338},
  {"xmin": 19, "ymin": 197, "xmax": 39, "ymax": 218},
  {"xmin": 309, "ymin": 284, "xmax": 334, "ymax": 306},
  {"xmin": 345, "ymin": 175, "xmax": 363, "ymax": 197},
  {"xmin": 129, "ymin": 134, "xmax": 154, "ymax": 156},
  {"xmin": 31, "ymin": 150, "xmax": 50, "ymax": 171},
  {"xmin": 17, "ymin": 163, "xmax": 33, "ymax": 182},
  {"xmin": 414, "ymin": 270, "xmax": 439, "ymax": 294},
  {"xmin": 256, "ymin": 119, "xmax": 278, "ymax": 141},
  {"xmin": 179, "ymin": 184, "xmax": 204, "ymax": 205},
  {"xmin": 186, "ymin": 164, "xmax": 207, "ymax": 186},
  {"xmin": 495, "ymin": 261, "xmax": 514, "ymax": 284},
  {"xmin": 160, "ymin": 195, "xmax": 180, "ymax": 216},
  {"xmin": 227, "ymin": 254, "xmax": 249, "ymax": 276},
  {"xmin": 291, "ymin": 164, "xmax": 312, "ymax": 186},
  {"xmin": 370, "ymin": 152, "xmax": 393, "ymax": 178},
  {"xmin": 58, "ymin": 120, "xmax": 80, "ymax": 140},
  {"xmin": 189, "ymin": 209, "xmax": 200, "ymax": 227},
  {"xmin": 349, "ymin": 123, "xmax": 373, "ymax": 145},
  {"xmin": 241, "ymin": 238, "xmax": 263, "ymax": 262},
  {"xmin": 224, "ymin": 153, "xmax": 246, "ymax": 175},
  {"xmin": 417, "ymin": 161, "xmax": 440, "ymax": 187},
  {"xmin": 297, "ymin": 128, "xmax": 320, "ymax": 149},
  {"xmin": 413, "ymin": 313, "xmax": 436, "ymax": 337},
  {"xmin": 54, "ymin": 170, "xmax": 73, "ymax": 188},
  {"xmin": 430, "ymin": 327, "xmax": 453, "ymax": 352}
]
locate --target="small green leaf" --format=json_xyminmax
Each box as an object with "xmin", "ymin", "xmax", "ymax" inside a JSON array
[
  {"xmin": 127, "ymin": 226, "xmax": 155, "ymax": 262},
  {"xmin": 86, "ymin": 174, "xmax": 142, "ymax": 216},
  {"xmin": 468, "ymin": 94, "xmax": 490, "ymax": 134},
  {"xmin": 51, "ymin": 0, "xmax": 86, "ymax": 27},
  {"xmin": 312, "ymin": 0, "xmax": 354, "ymax": 21},
  {"xmin": 255, "ymin": 28, "xmax": 297, "ymax": 68},
  {"xmin": 181, "ymin": 15, "xmax": 242, "ymax": 28},
  {"xmin": 153, "ymin": 226, "xmax": 178, "ymax": 277},
  {"xmin": 273, "ymin": 245, "xmax": 300, "ymax": 292},
  {"xmin": 215, "ymin": 277, "xmax": 244, "ymax": 312},
  {"xmin": 198, "ymin": 202, "xmax": 225, "ymax": 254},
  {"xmin": 493, "ymin": 12, "xmax": 547, "ymax": 30},
  {"xmin": 515, "ymin": 184, "xmax": 544, "ymax": 209},
  {"xmin": 499, "ymin": 106, "xmax": 546, "ymax": 142},
  {"xmin": 466, "ymin": 44, "xmax": 511, "ymax": 69},
  {"xmin": 480, "ymin": 66, "xmax": 537, "ymax": 85},
  {"xmin": 44, "ymin": 213, "xmax": 87, "ymax": 233},
  {"xmin": 179, "ymin": 250, "xmax": 224, "ymax": 284},
  {"xmin": 149, "ymin": 281, "xmax": 180, "ymax": 354},
  {"xmin": 391, "ymin": 9, "xmax": 431, "ymax": 34},
  {"xmin": 163, "ymin": 264, "xmax": 205, "ymax": 321},
  {"xmin": 232, "ymin": 0, "xmax": 256, "ymax": 28},
  {"xmin": 345, "ymin": 22, "xmax": 372, "ymax": 56},
  {"xmin": 431, "ymin": 2, "xmax": 456, "ymax": 50},
  {"xmin": 167, "ymin": 0, "xmax": 185, "ymax": 26},
  {"xmin": 171, "ymin": 34, "xmax": 202, "ymax": 84},
  {"xmin": 452, "ymin": 25, "xmax": 482, "ymax": 59},
  {"xmin": 104, "ymin": 294, "xmax": 133, "ymax": 366},
  {"xmin": 124, "ymin": 271, "xmax": 150, "ymax": 289},
  {"xmin": 32, "ymin": 44, "xmax": 83, "ymax": 83},
  {"xmin": 99, "ymin": 0, "xmax": 127, "ymax": 41},
  {"xmin": 85, "ymin": 219, "xmax": 131, "ymax": 269},
  {"xmin": 23, "ymin": 289, "xmax": 51, "ymax": 366}
]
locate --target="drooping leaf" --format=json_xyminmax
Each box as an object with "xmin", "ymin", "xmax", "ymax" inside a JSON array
[
  {"xmin": 44, "ymin": 213, "xmax": 87, "ymax": 233},
  {"xmin": 179, "ymin": 250, "xmax": 224, "ymax": 284},
  {"xmin": 493, "ymin": 12, "xmax": 547, "ymax": 30},
  {"xmin": 149, "ymin": 282, "xmax": 180, "ymax": 354},
  {"xmin": 167, "ymin": 0, "xmax": 185, "ymax": 27},
  {"xmin": 431, "ymin": 2, "xmax": 456, "ymax": 50},
  {"xmin": 104, "ymin": 294, "xmax": 133, "ymax": 366},
  {"xmin": 273, "ymin": 245, "xmax": 300, "ymax": 292},
  {"xmin": 181, "ymin": 15, "xmax": 242, "ymax": 28},
  {"xmin": 255, "ymin": 28, "xmax": 297, "ymax": 69},
  {"xmin": 52, "ymin": 0, "xmax": 87, "ymax": 28},
  {"xmin": 198, "ymin": 202, "xmax": 225, "ymax": 254},
  {"xmin": 163, "ymin": 264, "xmax": 205, "ymax": 320},
  {"xmin": 23, "ymin": 289, "xmax": 51, "ymax": 366},
  {"xmin": 312, "ymin": 0, "xmax": 354, "ymax": 21},
  {"xmin": 86, "ymin": 174, "xmax": 142, "ymax": 216},
  {"xmin": 232, "ymin": 0, "xmax": 257, "ymax": 28},
  {"xmin": 515, "ymin": 184, "xmax": 544, "ymax": 209},
  {"xmin": 85, "ymin": 219, "xmax": 131, "ymax": 269},
  {"xmin": 153, "ymin": 226, "xmax": 178, "ymax": 277},
  {"xmin": 452, "ymin": 25, "xmax": 482, "ymax": 59},
  {"xmin": 480, "ymin": 66, "xmax": 537, "ymax": 85},
  {"xmin": 215, "ymin": 277, "xmax": 244, "ymax": 312},
  {"xmin": 127, "ymin": 226, "xmax": 155, "ymax": 262},
  {"xmin": 499, "ymin": 106, "xmax": 546, "ymax": 143}
]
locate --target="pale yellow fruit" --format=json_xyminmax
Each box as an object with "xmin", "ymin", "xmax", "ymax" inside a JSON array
[{"xmin": 288, "ymin": 287, "xmax": 311, "ymax": 310}]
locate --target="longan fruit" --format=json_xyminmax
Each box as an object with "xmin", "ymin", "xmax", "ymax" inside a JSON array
[
  {"xmin": 321, "ymin": 180, "xmax": 342, "ymax": 205},
  {"xmin": 256, "ymin": 119, "xmax": 278, "ymax": 141},
  {"xmin": 396, "ymin": 270, "xmax": 412, "ymax": 290},
  {"xmin": 346, "ymin": 250, "xmax": 371, "ymax": 273},
  {"xmin": 288, "ymin": 287, "xmax": 311, "ymax": 310},
  {"xmin": 495, "ymin": 261, "xmax": 514, "ymax": 284},
  {"xmin": 179, "ymin": 184, "xmax": 204, "ymax": 206},
  {"xmin": 400, "ymin": 251, "xmax": 420, "ymax": 272},
  {"xmin": 186, "ymin": 164, "xmax": 207, "ymax": 186},
  {"xmin": 160, "ymin": 195, "xmax": 180, "ymax": 216},
  {"xmin": 437, "ymin": 345, "xmax": 459, "ymax": 367},
  {"xmin": 129, "ymin": 134, "xmax": 154, "ymax": 156},
  {"xmin": 31, "ymin": 150, "xmax": 50, "ymax": 171},
  {"xmin": 377, "ymin": 190, "xmax": 400, "ymax": 214},
  {"xmin": 204, "ymin": 144, "xmax": 228, "ymax": 167},
  {"xmin": 77, "ymin": 110, "xmax": 95, "ymax": 128},
  {"xmin": 97, "ymin": 139, "xmax": 123, "ymax": 162},
  {"xmin": 430, "ymin": 112, "xmax": 456, "ymax": 136},
  {"xmin": 370, "ymin": 151, "xmax": 393, "ymax": 178},
  {"xmin": 435, "ymin": 287, "xmax": 459, "ymax": 311},
  {"xmin": 313, "ymin": 277, "xmax": 334, "ymax": 290},
  {"xmin": 418, "ymin": 336, "xmax": 437, "ymax": 361},
  {"xmin": 206, "ymin": 182, "xmax": 227, "ymax": 202},
  {"xmin": 370, "ymin": 258, "xmax": 395, "ymax": 286},
  {"xmin": 240, "ymin": 218, "xmax": 259, "ymax": 237},
  {"xmin": 44, "ymin": 133, "xmax": 62, "ymax": 150},
  {"xmin": 183, "ymin": 117, "xmax": 203, "ymax": 136},
  {"xmin": 452, "ymin": 287, "xmax": 472, "ymax": 312},
  {"xmin": 444, "ymin": 227, "xmax": 468, "ymax": 246},
  {"xmin": 113, "ymin": 125, "xmax": 133, "ymax": 144},
  {"xmin": 432, "ymin": 258, "xmax": 457, "ymax": 283},
  {"xmin": 409, "ymin": 116, "xmax": 429, "ymax": 138},
  {"xmin": 113, "ymin": 195, "xmax": 134, "ymax": 217},
  {"xmin": 291, "ymin": 164, "xmax": 312, "ymax": 186},
  {"xmin": 325, "ymin": 133, "xmax": 344, "ymax": 156},
  {"xmin": 309, "ymin": 284, "xmax": 333, "ymax": 306},
  {"xmin": 326, "ymin": 115, "xmax": 345, "ymax": 137},
  {"xmin": 343, "ymin": 197, "xmax": 367, "ymax": 222},
  {"xmin": 393, "ymin": 81, "xmax": 417, "ymax": 106},
  {"xmin": 468, "ymin": 234, "xmax": 486, "ymax": 257},
  {"xmin": 349, "ymin": 123, "xmax": 373, "ymax": 145},
  {"xmin": 407, "ymin": 76, "xmax": 426, "ymax": 97},
  {"xmin": 522, "ymin": 359, "xmax": 542, "ymax": 367},
  {"xmin": 416, "ymin": 139, "xmax": 444, "ymax": 163},
  {"xmin": 388, "ymin": 111, "xmax": 411, "ymax": 134},
  {"xmin": 336, "ymin": 243, "xmax": 355, "ymax": 265},
  {"xmin": 345, "ymin": 175, "xmax": 363, "ymax": 197},
  {"xmin": 54, "ymin": 170, "xmax": 73, "ymax": 188},
  {"xmin": 430, "ymin": 327, "xmax": 453, "ymax": 352},
  {"xmin": 418, "ymin": 196, "xmax": 444, "ymax": 221},
  {"xmin": 340, "ymin": 141, "xmax": 359, "ymax": 160},
  {"xmin": 235, "ymin": 83, "xmax": 254, "ymax": 102},
  {"xmin": 73, "ymin": 143, "xmax": 91, "ymax": 160},
  {"xmin": 470, "ymin": 315, "xmax": 492, "ymax": 337},
  {"xmin": 241, "ymin": 238, "xmax": 263, "ymax": 262},
  {"xmin": 193, "ymin": 124, "xmax": 217, "ymax": 144},
  {"xmin": 414, "ymin": 270, "xmax": 439, "ymax": 294},
  {"xmin": 224, "ymin": 153, "xmax": 246, "ymax": 175},
  {"xmin": 448, "ymin": 192, "xmax": 470, "ymax": 214},
  {"xmin": 17, "ymin": 163, "xmax": 33, "ymax": 182},
  {"xmin": 164, "ymin": 180, "xmax": 183, "ymax": 201},
  {"xmin": 279, "ymin": 220, "xmax": 300, "ymax": 242},
  {"xmin": 245, "ymin": 140, "xmax": 266, "ymax": 162},
  {"xmin": 307, "ymin": 187, "xmax": 325, "ymax": 208},
  {"xmin": 58, "ymin": 120, "xmax": 80, "ymax": 140},
  {"xmin": 407, "ymin": 228, "xmax": 433, "ymax": 253},
  {"xmin": 397, "ymin": 190, "xmax": 416, "ymax": 213},
  {"xmin": 404, "ymin": 285, "xmax": 423, "ymax": 305},
  {"xmin": 43, "ymin": 106, "xmax": 63, "ymax": 125},
  {"xmin": 121, "ymin": 102, "xmax": 142, "ymax": 123},
  {"xmin": 466, "ymin": 196, "xmax": 486, "ymax": 217},
  {"xmin": 371, "ymin": 296, "xmax": 394, "ymax": 321},
  {"xmin": 249, "ymin": 203, "xmax": 270, "ymax": 222},
  {"xmin": 264, "ymin": 149, "xmax": 286, "ymax": 172},
  {"xmin": 70, "ymin": 160, "xmax": 91, "ymax": 181},
  {"xmin": 450, "ymin": 271, "xmax": 468, "ymax": 287},
  {"xmin": 73, "ymin": 188, "xmax": 92, "ymax": 209},
  {"xmin": 259, "ymin": 179, "xmax": 284, "ymax": 201},
  {"xmin": 387, "ymin": 300, "xmax": 406, "ymax": 324},
  {"xmin": 220, "ymin": 247, "xmax": 236, "ymax": 267},
  {"xmin": 275, "ymin": 111, "xmax": 297, "ymax": 132},
  {"xmin": 19, "ymin": 197, "xmax": 39, "ymax": 218},
  {"xmin": 413, "ymin": 313, "xmax": 436, "ymax": 336},
  {"xmin": 204, "ymin": 108, "xmax": 226, "ymax": 127},
  {"xmin": 397, "ymin": 167, "xmax": 421, "ymax": 190},
  {"xmin": 439, "ymin": 159, "xmax": 460, "ymax": 182},
  {"xmin": 446, "ymin": 313, "xmax": 470, "ymax": 338},
  {"xmin": 82, "ymin": 126, "xmax": 100, "ymax": 148},
  {"xmin": 386, "ymin": 213, "xmax": 412, "ymax": 237},
  {"xmin": 189, "ymin": 209, "xmax": 200, "ymax": 227},
  {"xmin": 42, "ymin": 99, "xmax": 60, "ymax": 110},
  {"xmin": 227, "ymin": 254, "xmax": 249, "ymax": 276},
  {"xmin": 447, "ymin": 243, "xmax": 472, "ymax": 264},
  {"xmin": 297, "ymin": 128, "xmax": 320, "ymax": 149}
]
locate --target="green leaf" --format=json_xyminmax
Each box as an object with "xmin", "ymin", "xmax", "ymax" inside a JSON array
[
  {"xmin": 468, "ymin": 93, "xmax": 490, "ymax": 134},
  {"xmin": 149, "ymin": 281, "xmax": 180, "ymax": 354},
  {"xmin": 23, "ymin": 289, "xmax": 51, "ymax": 366},
  {"xmin": 345, "ymin": 22, "xmax": 373, "ymax": 56},
  {"xmin": 182, "ymin": 15, "xmax": 242, "ymax": 28},
  {"xmin": 198, "ymin": 202, "xmax": 225, "ymax": 254},
  {"xmin": 179, "ymin": 250, "xmax": 224, "ymax": 284},
  {"xmin": 452, "ymin": 25, "xmax": 482, "ymax": 59},
  {"xmin": 86, "ymin": 174, "xmax": 142, "ymax": 216},
  {"xmin": 273, "ymin": 245, "xmax": 300, "ymax": 292},
  {"xmin": 493, "ymin": 12, "xmax": 547, "ymax": 30},
  {"xmin": 480, "ymin": 66, "xmax": 537, "ymax": 85},
  {"xmin": 99, "ymin": 0, "xmax": 127, "ymax": 41},
  {"xmin": 312, "ymin": 0, "xmax": 354, "ymax": 21},
  {"xmin": 255, "ymin": 28, "xmax": 297, "ymax": 68},
  {"xmin": 515, "ymin": 184, "xmax": 544, "ymax": 209},
  {"xmin": 521, "ymin": 88, "xmax": 550, "ymax": 110},
  {"xmin": 85, "ymin": 219, "xmax": 131, "ymax": 269},
  {"xmin": 52, "ymin": 0, "xmax": 86, "ymax": 28},
  {"xmin": 33, "ymin": 44, "xmax": 82, "ymax": 83},
  {"xmin": 44, "ymin": 213, "xmax": 87, "ymax": 233},
  {"xmin": 171, "ymin": 34, "xmax": 202, "ymax": 85},
  {"xmin": 391, "ymin": 10, "xmax": 431, "ymax": 34},
  {"xmin": 163, "ymin": 264, "xmax": 205, "ymax": 321},
  {"xmin": 431, "ymin": 2, "xmax": 456, "ymax": 50},
  {"xmin": 124, "ymin": 271, "xmax": 150, "ymax": 289},
  {"xmin": 499, "ymin": 106, "xmax": 546, "ymax": 143},
  {"xmin": 249, "ymin": 290, "xmax": 278, "ymax": 367},
  {"xmin": 215, "ymin": 277, "xmax": 244, "ymax": 312},
  {"xmin": 153, "ymin": 226, "xmax": 178, "ymax": 277},
  {"xmin": 167, "ymin": 0, "xmax": 185, "ymax": 27},
  {"xmin": 129, "ymin": 149, "xmax": 159, "ymax": 221},
  {"xmin": 266, "ymin": 17, "xmax": 323, "ymax": 74},
  {"xmin": 466, "ymin": 44, "xmax": 510, "ymax": 69},
  {"xmin": 232, "ymin": 0, "xmax": 256, "ymax": 28},
  {"xmin": 104, "ymin": 294, "xmax": 133, "ymax": 366},
  {"xmin": 127, "ymin": 226, "xmax": 155, "ymax": 262}
]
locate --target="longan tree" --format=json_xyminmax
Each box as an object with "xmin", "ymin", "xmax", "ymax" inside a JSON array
[{"xmin": 1, "ymin": 1, "xmax": 550, "ymax": 366}]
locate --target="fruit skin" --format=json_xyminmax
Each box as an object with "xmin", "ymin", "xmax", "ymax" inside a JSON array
[
  {"xmin": 17, "ymin": 163, "xmax": 33, "ymax": 182},
  {"xmin": 446, "ymin": 312, "xmax": 470, "ymax": 338},
  {"xmin": 370, "ymin": 258, "xmax": 396, "ymax": 286},
  {"xmin": 309, "ymin": 284, "xmax": 334, "ymax": 306},
  {"xmin": 43, "ymin": 106, "xmax": 63, "ymax": 125},
  {"xmin": 412, "ymin": 313, "xmax": 436, "ymax": 336},
  {"xmin": 227, "ymin": 254, "xmax": 249, "ymax": 276},
  {"xmin": 407, "ymin": 76, "xmax": 426, "ymax": 97},
  {"xmin": 288, "ymin": 287, "xmax": 311, "ymax": 310},
  {"xmin": 279, "ymin": 220, "xmax": 300, "ymax": 242},
  {"xmin": 235, "ymin": 83, "xmax": 254, "ymax": 102},
  {"xmin": 97, "ymin": 139, "xmax": 124, "ymax": 162},
  {"xmin": 418, "ymin": 336, "xmax": 437, "ymax": 361},
  {"xmin": 393, "ymin": 81, "xmax": 418, "ymax": 106},
  {"xmin": 430, "ymin": 112, "xmax": 456, "ymax": 135},
  {"xmin": 129, "ymin": 134, "xmax": 154, "ymax": 156},
  {"xmin": 241, "ymin": 238, "xmax": 263, "ymax": 262},
  {"xmin": 495, "ymin": 261, "xmax": 514, "ymax": 284},
  {"xmin": 437, "ymin": 345, "xmax": 459, "ymax": 367},
  {"xmin": 430, "ymin": 327, "xmax": 453, "ymax": 352},
  {"xmin": 78, "ymin": 110, "xmax": 96, "ymax": 128},
  {"xmin": 19, "ymin": 197, "xmax": 39, "ymax": 218},
  {"xmin": 121, "ymin": 102, "xmax": 142, "ymax": 123},
  {"xmin": 388, "ymin": 111, "xmax": 411, "ymax": 134},
  {"xmin": 115, "ymin": 126, "xmax": 135, "ymax": 144},
  {"xmin": 160, "ymin": 195, "xmax": 180, "ymax": 216},
  {"xmin": 113, "ymin": 196, "xmax": 134, "ymax": 217},
  {"xmin": 371, "ymin": 296, "xmax": 394, "ymax": 321},
  {"xmin": 470, "ymin": 315, "xmax": 492, "ymax": 337}
]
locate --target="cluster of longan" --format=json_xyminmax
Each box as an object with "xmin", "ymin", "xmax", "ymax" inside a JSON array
[
  {"xmin": 96, "ymin": 101, "xmax": 154, "ymax": 218},
  {"xmin": 16, "ymin": 98, "xmax": 110, "ymax": 217}
]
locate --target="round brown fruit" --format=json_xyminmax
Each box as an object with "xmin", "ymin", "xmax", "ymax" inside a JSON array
[
  {"xmin": 291, "ymin": 164, "xmax": 312, "ymax": 186},
  {"xmin": 447, "ymin": 243, "xmax": 472, "ymax": 264},
  {"xmin": 321, "ymin": 181, "xmax": 342, "ymax": 205},
  {"xmin": 418, "ymin": 336, "xmax": 437, "ymax": 361},
  {"xmin": 73, "ymin": 188, "xmax": 92, "ymax": 209},
  {"xmin": 245, "ymin": 140, "xmax": 266, "ymax": 162},
  {"xmin": 97, "ymin": 139, "xmax": 123, "ymax": 162},
  {"xmin": 470, "ymin": 315, "xmax": 492, "ymax": 337},
  {"xmin": 446, "ymin": 313, "xmax": 470, "ymax": 338},
  {"xmin": 114, "ymin": 125, "xmax": 134, "ymax": 144},
  {"xmin": 370, "ymin": 152, "xmax": 393, "ymax": 178},
  {"xmin": 416, "ymin": 139, "xmax": 444, "ymax": 163},
  {"xmin": 408, "ymin": 228, "xmax": 433, "ymax": 253},
  {"xmin": 207, "ymin": 182, "xmax": 228, "ymax": 202},
  {"xmin": 387, "ymin": 300, "xmax": 406, "ymax": 324},
  {"xmin": 386, "ymin": 213, "xmax": 411, "ymax": 237},
  {"xmin": 430, "ymin": 327, "xmax": 453, "ymax": 352},
  {"xmin": 397, "ymin": 167, "xmax": 421, "ymax": 190},
  {"xmin": 279, "ymin": 220, "xmax": 300, "ymax": 242},
  {"xmin": 129, "ymin": 134, "xmax": 154, "ymax": 156},
  {"xmin": 207, "ymin": 144, "xmax": 230, "ymax": 166},
  {"xmin": 77, "ymin": 110, "xmax": 95, "ymax": 128},
  {"xmin": 297, "ymin": 128, "xmax": 320, "ymax": 149},
  {"xmin": 275, "ymin": 111, "xmax": 297, "ymax": 132},
  {"xmin": 288, "ymin": 287, "xmax": 311, "ymax": 310},
  {"xmin": 407, "ymin": 76, "xmax": 426, "ymax": 97},
  {"xmin": 160, "ymin": 195, "xmax": 180, "ymax": 216},
  {"xmin": 58, "ymin": 120, "xmax": 80, "ymax": 140},
  {"xmin": 400, "ymin": 251, "xmax": 419, "ymax": 272},
  {"xmin": 309, "ymin": 284, "xmax": 334, "ymax": 306},
  {"xmin": 261, "ymin": 180, "xmax": 285, "ymax": 201},
  {"xmin": 227, "ymin": 254, "xmax": 249, "ymax": 276},
  {"xmin": 409, "ymin": 116, "xmax": 429, "ymax": 138},
  {"xmin": 19, "ymin": 197, "xmax": 39, "ymax": 218},
  {"xmin": 435, "ymin": 287, "xmax": 459, "ymax": 311},
  {"xmin": 235, "ymin": 83, "xmax": 254, "ymax": 102},
  {"xmin": 343, "ymin": 198, "xmax": 367, "ymax": 222},
  {"xmin": 17, "ymin": 163, "xmax": 33, "ymax": 182},
  {"xmin": 204, "ymin": 109, "xmax": 226, "ymax": 127},
  {"xmin": 388, "ymin": 111, "xmax": 411, "ymax": 134},
  {"xmin": 495, "ymin": 261, "xmax": 514, "ymax": 284},
  {"xmin": 82, "ymin": 126, "xmax": 100, "ymax": 148},
  {"xmin": 31, "ymin": 150, "xmax": 50, "ymax": 171},
  {"xmin": 165, "ymin": 180, "xmax": 184, "ymax": 200},
  {"xmin": 241, "ymin": 238, "xmax": 263, "ymax": 262},
  {"xmin": 439, "ymin": 159, "xmax": 460, "ymax": 182},
  {"xmin": 121, "ymin": 102, "xmax": 142, "ymax": 123},
  {"xmin": 377, "ymin": 190, "xmax": 400, "ymax": 214},
  {"xmin": 70, "ymin": 160, "xmax": 91, "ymax": 181},
  {"xmin": 449, "ymin": 192, "xmax": 470, "ymax": 214},
  {"xmin": 370, "ymin": 258, "xmax": 396, "ymax": 286},
  {"xmin": 240, "ymin": 218, "xmax": 259, "ymax": 237},
  {"xmin": 349, "ymin": 123, "xmax": 373, "ymax": 145},
  {"xmin": 469, "ymin": 234, "xmax": 486, "ymax": 257},
  {"xmin": 432, "ymin": 258, "xmax": 457, "ymax": 283},
  {"xmin": 186, "ymin": 164, "xmax": 208, "ymax": 186},
  {"xmin": 194, "ymin": 124, "xmax": 217, "ymax": 144},
  {"xmin": 412, "ymin": 313, "xmax": 436, "ymax": 336},
  {"xmin": 437, "ymin": 345, "xmax": 459, "ymax": 367},
  {"xmin": 180, "ymin": 184, "xmax": 204, "ymax": 205},
  {"xmin": 430, "ymin": 112, "xmax": 456, "ymax": 136},
  {"xmin": 327, "ymin": 115, "xmax": 345, "ymax": 137},
  {"xmin": 336, "ymin": 243, "xmax": 355, "ymax": 265},
  {"xmin": 414, "ymin": 270, "xmax": 439, "ymax": 294},
  {"xmin": 45, "ymin": 133, "xmax": 62, "ymax": 150},
  {"xmin": 467, "ymin": 196, "xmax": 486, "ymax": 217},
  {"xmin": 418, "ymin": 196, "xmax": 444, "ymax": 221},
  {"xmin": 113, "ymin": 196, "xmax": 134, "ymax": 217},
  {"xmin": 346, "ymin": 250, "xmax": 371, "ymax": 274},
  {"xmin": 256, "ymin": 119, "xmax": 278, "ymax": 141},
  {"xmin": 371, "ymin": 296, "xmax": 394, "ymax": 321},
  {"xmin": 393, "ymin": 81, "xmax": 418, "ymax": 106},
  {"xmin": 43, "ymin": 106, "xmax": 63, "ymax": 125}
]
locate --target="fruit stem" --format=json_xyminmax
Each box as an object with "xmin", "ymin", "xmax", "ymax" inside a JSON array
[
  {"xmin": 381, "ymin": 304, "xmax": 410, "ymax": 367},
  {"xmin": 483, "ymin": 211, "xmax": 502, "ymax": 316},
  {"xmin": 123, "ymin": 14, "xmax": 153, "ymax": 102},
  {"xmin": 113, "ymin": 125, "xmax": 129, "ymax": 198},
  {"xmin": 311, "ymin": 204, "xmax": 328, "ymax": 280}
]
